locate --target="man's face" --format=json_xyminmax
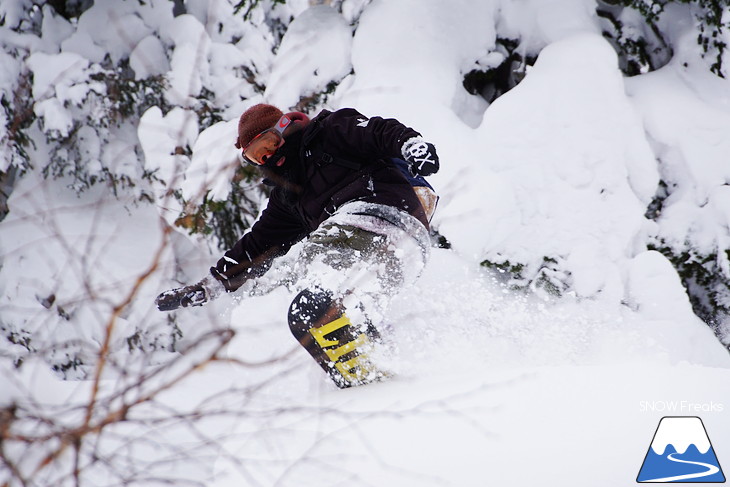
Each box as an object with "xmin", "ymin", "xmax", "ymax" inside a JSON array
[{"xmin": 240, "ymin": 115, "xmax": 291, "ymax": 166}]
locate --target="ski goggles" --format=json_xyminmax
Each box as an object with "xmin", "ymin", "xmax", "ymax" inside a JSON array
[{"xmin": 239, "ymin": 115, "xmax": 291, "ymax": 166}]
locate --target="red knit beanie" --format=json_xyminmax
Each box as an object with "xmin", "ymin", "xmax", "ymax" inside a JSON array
[{"xmin": 235, "ymin": 104, "xmax": 284, "ymax": 149}]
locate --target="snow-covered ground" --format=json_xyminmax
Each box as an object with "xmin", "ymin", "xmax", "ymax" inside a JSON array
[{"xmin": 1, "ymin": 0, "xmax": 729, "ymax": 486}]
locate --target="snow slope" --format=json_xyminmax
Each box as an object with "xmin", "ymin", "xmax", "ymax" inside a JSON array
[{"xmin": 1, "ymin": 0, "xmax": 730, "ymax": 486}]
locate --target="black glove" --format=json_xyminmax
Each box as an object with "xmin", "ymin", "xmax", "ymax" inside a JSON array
[
  {"xmin": 155, "ymin": 276, "xmax": 225, "ymax": 311},
  {"xmin": 402, "ymin": 137, "xmax": 440, "ymax": 177}
]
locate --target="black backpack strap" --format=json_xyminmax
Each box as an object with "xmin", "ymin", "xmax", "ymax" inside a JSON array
[
  {"xmin": 320, "ymin": 152, "xmax": 362, "ymax": 170},
  {"xmin": 303, "ymin": 148, "xmax": 363, "ymax": 171},
  {"xmin": 302, "ymin": 112, "xmax": 364, "ymax": 171},
  {"xmin": 302, "ymin": 110, "xmax": 332, "ymax": 146}
]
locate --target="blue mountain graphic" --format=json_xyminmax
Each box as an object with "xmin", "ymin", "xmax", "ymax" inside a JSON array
[{"xmin": 638, "ymin": 443, "xmax": 726, "ymax": 483}]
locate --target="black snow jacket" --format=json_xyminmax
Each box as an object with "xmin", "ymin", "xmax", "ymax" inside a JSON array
[{"xmin": 211, "ymin": 108, "xmax": 429, "ymax": 291}]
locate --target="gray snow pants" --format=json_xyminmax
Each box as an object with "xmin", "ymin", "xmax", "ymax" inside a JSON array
[{"xmin": 287, "ymin": 201, "xmax": 430, "ymax": 387}]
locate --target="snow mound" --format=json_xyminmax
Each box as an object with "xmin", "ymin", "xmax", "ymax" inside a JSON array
[{"xmin": 265, "ymin": 5, "xmax": 353, "ymax": 110}]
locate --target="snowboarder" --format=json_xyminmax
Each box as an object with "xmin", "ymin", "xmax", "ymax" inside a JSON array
[{"xmin": 155, "ymin": 104, "xmax": 440, "ymax": 388}]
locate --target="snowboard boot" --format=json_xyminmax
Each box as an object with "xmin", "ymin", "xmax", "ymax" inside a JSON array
[{"xmin": 288, "ymin": 288, "xmax": 385, "ymax": 388}]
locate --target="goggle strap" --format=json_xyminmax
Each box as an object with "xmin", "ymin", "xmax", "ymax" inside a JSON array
[{"xmin": 274, "ymin": 115, "xmax": 291, "ymax": 135}]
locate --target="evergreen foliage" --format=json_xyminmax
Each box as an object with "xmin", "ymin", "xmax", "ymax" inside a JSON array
[
  {"xmin": 0, "ymin": 0, "xmax": 277, "ymax": 374},
  {"xmin": 599, "ymin": 0, "xmax": 729, "ymax": 77},
  {"xmin": 481, "ymin": 256, "xmax": 572, "ymax": 298},
  {"xmin": 234, "ymin": 0, "xmax": 288, "ymax": 20},
  {"xmin": 462, "ymin": 38, "xmax": 538, "ymax": 104},
  {"xmin": 0, "ymin": 73, "xmax": 34, "ymax": 174},
  {"xmin": 648, "ymin": 241, "xmax": 730, "ymax": 340},
  {"xmin": 38, "ymin": 62, "xmax": 171, "ymax": 196},
  {"xmin": 645, "ymin": 180, "xmax": 730, "ymax": 344},
  {"xmin": 175, "ymin": 165, "xmax": 266, "ymax": 250}
]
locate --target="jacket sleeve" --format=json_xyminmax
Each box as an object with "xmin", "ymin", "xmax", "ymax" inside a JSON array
[
  {"xmin": 210, "ymin": 189, "xmax": 307, "ymax": 291},
  {"xmin": 322, "ymin": 108, "xmax": 421, "ymax": 161}
]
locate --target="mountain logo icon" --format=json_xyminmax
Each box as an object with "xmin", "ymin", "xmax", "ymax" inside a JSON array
[{"xmin": 637, "ymin": 416, "xmax": 726, "ymax": 483}]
